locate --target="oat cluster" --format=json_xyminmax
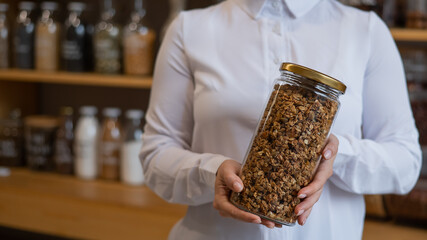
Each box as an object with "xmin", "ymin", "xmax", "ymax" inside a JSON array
[{"xmin": 230, "ymin": 83, "xmax": 338, "ymax": 225}]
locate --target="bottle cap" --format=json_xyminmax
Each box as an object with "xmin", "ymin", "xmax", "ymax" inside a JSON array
[
  {"xmin": 68, "ymin": 2, "xmax": 86, "ymax": 11},
  {"xmin": 80, "ymin": 106, "xmax": 98, "ymax": 116},
  {"xmin": 103, "ymin": 107, "xmax": 121, "ymax": 118},
  {"xmin": 0, "ymin": 3, "xmax": 9, "ymax": 11},
  {"xmin": 41, "ymin": 1, "xmax": 59, "ymax": 11},
  {"xmin": 125, "ymin": 109, "xmax": 144, "ymax": 119},
  {"xmin": 19, "ymin": 2, "xmax": 36, "ymax": 10}
]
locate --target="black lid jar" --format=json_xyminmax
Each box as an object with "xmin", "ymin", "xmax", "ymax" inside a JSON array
[{"xmin": 25, "ymin": 115, "xmax": 58, "ymax": 171}]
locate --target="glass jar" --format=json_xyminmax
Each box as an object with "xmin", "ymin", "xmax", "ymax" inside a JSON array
[
  {"xmin": 339, "ymin": 0, "xmax": 382, "ymax": 14},
  {"xmin": 13, "ymin": 2, "xmax": 36, "ymax": 69},
  {"xmin": 74, "ymin": 106, "xmax": 99, "ymax": 180},
  {"xmin": 120, "ymin": 109, "xmax": 144, "ymax": 185},
  {"xmin": 94, "ymin": 0, "xmax": 122, "ymax": 74},
  {"xmin": 381, "ymin": 0, "xmax": 398, "ymax": 27},
  {"xmin": 230, "ymin": 63, "xmax": 346, "ymax": 226},
  {"xmin": 25, "ymin": 115, "xmax": 58, "ymax": 171},
  {"xmin": 123, "ymin": 0, "xmax": 156, "ymax": 76},
  {"xmin": 61, "ymin": 2, "xmax": 88, "ymax": 72},
  {"xmin": 406, "ymin": 0, "xmax": 427, "ymax": 29},
  {"xmin": 409, "ymin": 86, "xmax": 427, "ymax": 147},
  {"xmin": 35, "ymin": 1, "xmax": 60, "ymax": 71},
  {"xmin": 0, "ymin": 109, "xmax": 24, "ymax": 167},
  {"xmin": 54, "ymin": 107, "xmax": 74, "ymax": 175},
  {"xmin": 0, "ymin": 3, "xmax": 9, "ymax": 69},
  {"xmin": 99, "ymin": 107, "xmax": 122, "ymax": 180}
]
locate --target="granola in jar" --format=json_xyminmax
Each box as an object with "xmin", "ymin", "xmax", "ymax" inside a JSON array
[{"xmin": 230, "ymin": 63, "xmax": 346, "ymax": 225}]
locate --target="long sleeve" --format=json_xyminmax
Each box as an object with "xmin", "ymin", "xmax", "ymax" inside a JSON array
[
  {"xmin": 330, "ymin": 13, "xmax": 422, "ymax": 195},
  {"xmin": 139, "ymin": 13, "xmax": 228, "ymax": 206}
]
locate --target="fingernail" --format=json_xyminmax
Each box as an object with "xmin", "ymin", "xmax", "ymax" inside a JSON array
[
  {"xmin": 302, "ymin": 219, "xmax": 306, "ymax": 225},
  {"xmin": 324, "ymin": 150, "xmax": 332, "ymax": 159},
  {"xmin": 233, "ymin": 182, "xmax": 243, "ymax": 192},
  {"xmin": 252, "ymin": 219, "xmax": 262, "ymax": 224},
  {"xmin": 298, "ymin": 194, "xmax": 306, "ymax": 199},
  {"xmin": 297, "ymin": 209, "xmax": 304, "ymax": 216}
]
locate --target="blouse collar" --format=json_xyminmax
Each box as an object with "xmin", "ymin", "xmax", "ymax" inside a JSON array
[{"xmin": 232, "ymin": 0, "xmax": 322, "ymax": 19}]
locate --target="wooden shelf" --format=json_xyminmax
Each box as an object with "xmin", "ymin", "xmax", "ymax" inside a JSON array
[
  {"xmin": 0, "ymin": 168, "xmax": 186, "ymax": 239},
  {"xmin": 0, "ymin": 70, "xmax": 152, "ymax": 89},
  {"xmin": 391, "ymin": 28, "xmax": 427, "ymax": 42},
  {"xmin": 0, "ymin": 29, "xmax": 425, "ymax": 91}
]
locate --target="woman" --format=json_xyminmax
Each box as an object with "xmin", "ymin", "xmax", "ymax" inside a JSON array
[{"xmin": 140, "ymin": 0, "xmax": 422, "ymax": 239}]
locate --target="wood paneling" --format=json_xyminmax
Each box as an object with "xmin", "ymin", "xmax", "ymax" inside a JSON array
[
  {"xmin": 38, "ymin": 84, "xmax": 151, "ymax": 119},
  {"xmin": 0, "ymin": 81, "xmax": 38, "ymax": 118}
]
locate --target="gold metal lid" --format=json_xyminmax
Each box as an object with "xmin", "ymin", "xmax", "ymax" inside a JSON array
[{"xmin": 280, "ymin": 62, "xmax": 347, "ymax": 94}]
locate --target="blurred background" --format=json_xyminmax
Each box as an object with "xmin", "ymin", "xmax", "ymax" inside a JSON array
[{"xmin": 0, "ymin": 0, "xmax": 425, "ymax": 239}]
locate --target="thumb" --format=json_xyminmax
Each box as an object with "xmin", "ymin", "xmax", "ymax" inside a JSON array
[
  {"xmin": 220, "ymin": 160, "xmax": 244, "ymax": 192},
  {"xmin": 323, "ymin": 134, "xmax": 339, "ymax": 160}
]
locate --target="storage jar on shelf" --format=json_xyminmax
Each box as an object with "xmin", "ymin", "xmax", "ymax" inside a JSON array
[
  {"xmin": 13, "ymin": 1, "xmax": 36, "ymax": 69},
  {"xmin": 123, "ymin": 0, "xmax": 156, "ymax": 76},
  {"xmin": 35, "ymin": 1, "xmax": 60, "ymax": 71}
]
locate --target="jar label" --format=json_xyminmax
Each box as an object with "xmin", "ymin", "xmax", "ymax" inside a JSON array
[
  {"xmin": 62, "ymin": 40, "xmax": 83, "ymax": 60},
  {"xmin": 75, "ymin": 140, "xmax": 97, "ymax": 178},
  {"xmin": 14, "ymin": 33, "xmax": 33, "ymax": 55},
  {"xmin": 95, "ymin": 38, "xmax": 121, "ymax": 73},
  {"xmin": 13, "ymin": 28, "xmax": 34, "ymax": 68},
  {"xmin": 121, "ymin": 140, "xmax": 144, "ymax": 184},
  {"xmin": 95, "ymin": 39, "xmax": 119, "ymax": 59},
  {"xmin": 75, "ymin": 140, "xmax": 96, "ymax": 160},
  {"xmin": 124, "ymin": 32, "xmax": 155, "ymax": 75},
  {"xmin": 35, "ymin": 24, "xmax": 59, "ymax": 70},
  {"xmin": 100, "ymin": 141, "xmax": 120, "ymax": 166},
  {"xmin": 54, "ymin": 139, "xmax": 73, "ymax": 164},
  {"xmin": 0, "ymin": 139, "xmax": 18, "ymax": 158},
  {"xmin": 27, "ymin": 132, "xmax": 52, "ymax": 156}
]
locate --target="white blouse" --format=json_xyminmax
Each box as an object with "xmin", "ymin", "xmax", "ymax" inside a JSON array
[{"xmin": 140, "ymin": 0, "xmax": 422, "ymax": 239}]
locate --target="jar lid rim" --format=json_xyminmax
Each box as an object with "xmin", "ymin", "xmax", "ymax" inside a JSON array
[{"xmin": 280, "ymin": 62, "xmax": 347, "ymax": 94}]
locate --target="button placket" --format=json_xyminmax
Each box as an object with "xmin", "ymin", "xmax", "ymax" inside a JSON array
[
  {"xmin": 272, "ymin": 0, "xmax": 280, "ymax": 10},
  {"xmin": 266, "ymin": 20, "xmax": 283, "ymax": 78},
  {"xmin": 273, "ymin": 22, "xmax": 281, "ymax": 36}
]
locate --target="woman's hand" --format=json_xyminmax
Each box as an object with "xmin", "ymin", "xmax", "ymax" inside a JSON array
[
  {"xmin": 294, "ymin": 134, "xmax": 339, "ymax": 225},
  {"xmin": 213, "ymin": 160, "xmax": 280, "ymax": 228},
  {"xmin": 213, "ymin": 134, "xmax": 339, "ymax": 228}
]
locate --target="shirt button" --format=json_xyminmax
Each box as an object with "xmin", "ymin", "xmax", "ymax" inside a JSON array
[{"xmin": 272, "ymin": 0, "xmax": 280, "ymax": 10}]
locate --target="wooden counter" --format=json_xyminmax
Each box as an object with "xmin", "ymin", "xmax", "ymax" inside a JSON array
[
  {"xmin": 0, "ymin": 168, "xmax": 187, "ymax": 240},
  {"xmin": 1, "ymin": 168, "xmax": 426, "ymax": 240}
]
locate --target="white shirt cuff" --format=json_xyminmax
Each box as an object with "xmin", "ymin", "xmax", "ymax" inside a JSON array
[
  {"xmin": 334, "ymin": 134, "xmax": 357, "ymax": 170},
  {"xmin": 201, "ymin": 155, "xmax": 229, "ymax": 190}
]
